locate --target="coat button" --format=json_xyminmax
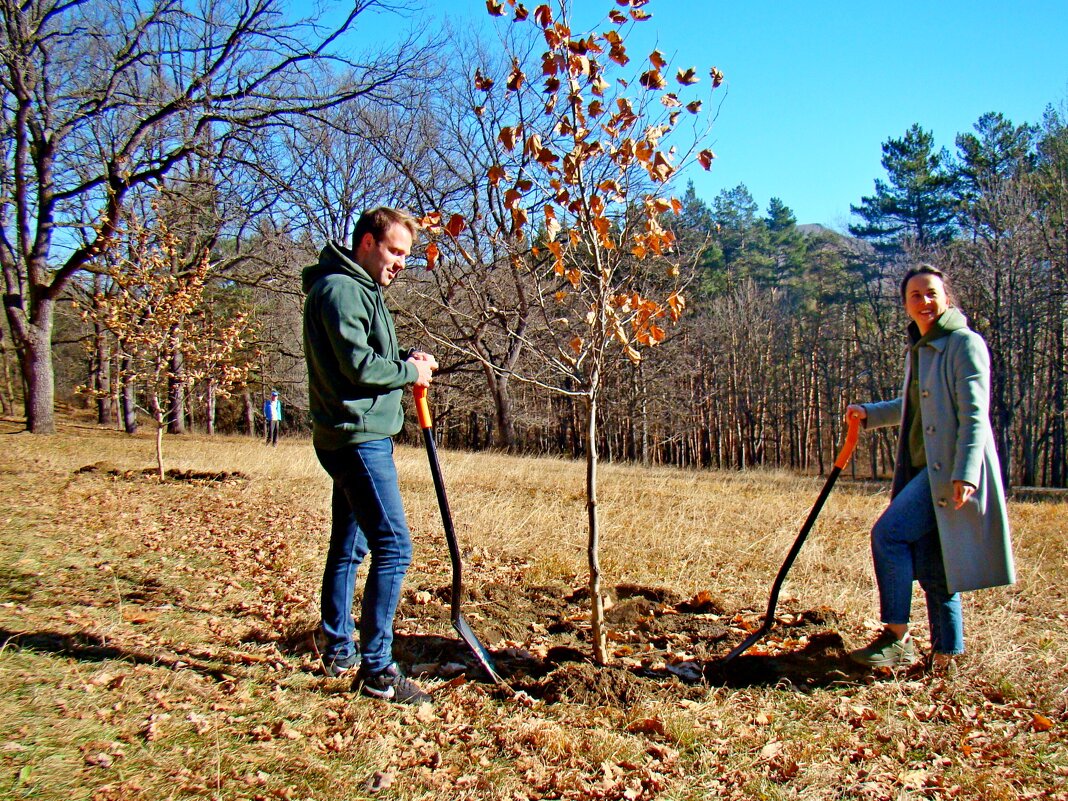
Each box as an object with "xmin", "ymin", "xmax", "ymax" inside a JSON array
[
  {"xmin": 921, "ymin": 390, "xmax": 930, "ymax": 398},
  {"xmin": 925, "ymin": 426, "xmax": 936, "ymax": 434},
  {"xmin": 932, "ymin": 462, "xmax": 942, "ymax": 470},
  {"xmin": 937, "ymin": 499, "xmax": 948, "ymax": 508}
]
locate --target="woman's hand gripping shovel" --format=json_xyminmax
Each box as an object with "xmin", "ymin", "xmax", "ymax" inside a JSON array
[
  {"xmin": 720, "ymin": 414, "xmax": 861, "ymax": 665},
  {"xmin": 413, "ymin": 385, "xmax": 505, "ymax": 685}
]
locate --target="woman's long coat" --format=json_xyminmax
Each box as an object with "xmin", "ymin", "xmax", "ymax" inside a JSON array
[{"xmin": 863, "ymin": 324, "xmax": 1015, "ymax": 594}]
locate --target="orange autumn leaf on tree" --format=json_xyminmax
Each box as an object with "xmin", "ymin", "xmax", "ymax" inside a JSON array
[
  {"xmin": 667, "ymin": 292, "xmax": 686, "ymax": 320},
  {"xmin": 488, "ymin": 164, "xmax": 506, "ymax": 185},
  {"xmin": 547, "ymin": 240, "xmax": 564, "ymax": 272},
  {"xmin": 698, "ymin": 149, "xmax": 715, "ymax": 169},
  {"xmin": 649, "ymin": 50, "xmax": 666, "ymax": 69},
  {"xmin": 533, "ymin": 3, "xmax": 552, "ymax": 27},
  {"xmin": 544, "ymin": 205, "xmax": 562, "ymax": 240},
  {"xmin": 506, "ymin": 59, "xmax": 526, "ymax": 90},
  {"xmin": 444, "ymin": 214, "xmax": 466, "ymax": 238},
  {"xmin": 504, "ymin": 188, "xmax": 523, "ymax": 209},
  {"xmin": 425, "ymin": 241, "xmax": 439, "ymax": 270},
  {"xmin": 474, "ymin": 69, "xmax": 494, "ymax": 91},
  {"xmin": 676, "ymin": 66, "xmax": 699, "ymax": 85},
  {"xmin": 486, "ymin": 0, "xmax": 504, "ymax": 16},
  {"xmin": 639, "ymin": 69, "xmax": 665, "ymax": 90},
  {"xmin": 513, "ymin": 3, "xmax": 529, "ymax": 21},
  {"xmin": 499, "ymin": 126, "xmax": 520, "ymax": 150},
  {"xmin": 645, "ymin": 152, "xmax": 670, "ymax": 182},
  {"xmin": 710, "ymin": 66, "xmax": 724, "ymax": 87}
]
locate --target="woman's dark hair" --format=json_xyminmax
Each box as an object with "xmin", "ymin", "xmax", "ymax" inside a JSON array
[{"xmin": 900, "ymin": 264, "xmax": 952, "ymax": 303}]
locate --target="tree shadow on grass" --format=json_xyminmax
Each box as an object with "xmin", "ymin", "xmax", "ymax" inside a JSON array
[{"xmin": 0, "ymin": 627, "xmax": 248, "ymax": 686}]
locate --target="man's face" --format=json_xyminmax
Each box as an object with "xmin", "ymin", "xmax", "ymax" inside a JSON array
[{"xmin": 356, "ymin": 223, "xmax": 413, "ymax": 287}]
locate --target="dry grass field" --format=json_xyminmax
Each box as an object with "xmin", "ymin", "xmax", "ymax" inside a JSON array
[{"xmin": 0, "ymin": 414, "xmax": 1065, "ymax": 800}]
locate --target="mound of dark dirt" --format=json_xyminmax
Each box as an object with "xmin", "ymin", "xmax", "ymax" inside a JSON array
[
  {"xmin": 538, "ymin": 662, "xmax": 648, "ymax": 707},
  {"xmin": 288, "ymin": 579, "xmax": 860, "ymax": 698}
]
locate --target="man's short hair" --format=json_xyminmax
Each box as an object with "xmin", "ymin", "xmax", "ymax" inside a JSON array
[{"xmin": 352, "ymin": 207, "xmax": 419, "ymax": 250}]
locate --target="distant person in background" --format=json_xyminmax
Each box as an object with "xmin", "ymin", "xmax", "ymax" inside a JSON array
[
  {"xmin": 845, "ymin": 264, "xmax": 1014, "ymax": 674},
  {"xmin": 303, "ymin": 206, "xmax": 437, "ymax": 705},
  {"xmin": 263, "ymin": 390, "xmax": 282, "ymax": 446}
]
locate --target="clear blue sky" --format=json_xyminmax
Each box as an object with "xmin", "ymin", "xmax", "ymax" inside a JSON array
[{"xmin": 331, "ymin": 0, "xmax": 1068, "ymax": 229}]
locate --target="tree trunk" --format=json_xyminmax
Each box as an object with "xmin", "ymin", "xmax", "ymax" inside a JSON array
[
  {"xmin": 155, "ymin": 423, "xmax": 165, "ymax": 480},
  {"xmin": 585, "ymin": 392, "xmax": 608, "ymax": 665},
  {"xmin": 120, "ymin": 354, "xmax": 138, "ymax": 434},
  {"xmin": 486, "ymin": 367, "xmax": 516, "ymax": 450},
  {"xmin": 95, "ymin": 325, "xmax": 113, "ymax": 426},
  {"xmin": 168, "ymin": 348, "xmax": 186, "ymax": 434},
  {"xmin": 243, "ymin": 391, "xmax": 255, "ymax": 437},
  {"xmin": 149, "ymin": 395, "xmax": 166, "ymax": 480},
  {"xmin": 13, "ymin": 305, "xmax": 57, "ymax": 434},
  {"xmin": 637, "ymin": 362, "xmax": 650, "ymax": 466},
  {"xmin": 205, "ymin": 379, "xmax": 216, "ymax": 436},
  {"xmin": 0, "ymin": 337, "xmax": 11, "ymax": 416}
]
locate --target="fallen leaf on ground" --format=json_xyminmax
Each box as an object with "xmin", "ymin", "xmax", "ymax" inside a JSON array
[
  {"xmin": 1032, "ymin": 713, "xmax": 1054, "ymax": 732},
  {"xmin": 365, "ymin": 771, "xmax": 394, "ymax": 794}
]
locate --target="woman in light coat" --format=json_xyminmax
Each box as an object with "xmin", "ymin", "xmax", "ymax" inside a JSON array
[{"xmin": 846, "ymin": 265, "xmax": 1014, "ymax": 672}]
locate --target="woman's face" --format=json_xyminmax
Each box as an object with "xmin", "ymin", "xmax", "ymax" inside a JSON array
[{"xmin": 904, "ymin": 273, "xmax": 949, "ymax": 335}]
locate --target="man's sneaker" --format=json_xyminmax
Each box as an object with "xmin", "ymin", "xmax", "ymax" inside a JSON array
[
  {"xmin": 355, "ymin": 663, "xmax": 432, "ymax": 705},
  {"xmin": 322, "ymin": 651, "xmax": 360, "ymax": 678},
  {"xmin": 849, "ymin": 629, "xmax": 917, "ymax": 668}
]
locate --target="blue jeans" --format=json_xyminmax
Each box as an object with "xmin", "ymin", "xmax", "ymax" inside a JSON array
[
  {"xmin": 871, "ymin": 468, "xmax": 964, "ymax": 655},
  {"xmin": 315, "ymin": 439, "xmax": 413, "ymax": 673}
]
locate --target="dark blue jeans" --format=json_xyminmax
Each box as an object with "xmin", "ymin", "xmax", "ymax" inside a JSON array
[
  {"xmin": 871, "ymin": 468, "xmax": 964, "ymax": 654},
  {"xmin": 315, "ymin": 439, "xmax": 413, "ymax": 673}
]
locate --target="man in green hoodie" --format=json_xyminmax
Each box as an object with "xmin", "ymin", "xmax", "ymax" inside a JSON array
[{"xmin": 303, "ymin": 207, "xmax": 437, "ymax": 704}]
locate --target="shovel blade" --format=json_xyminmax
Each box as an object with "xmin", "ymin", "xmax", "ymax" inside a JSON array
[
  {"xmin": 720, "ymin": 625, "xmax": 771, "ymax": 665},
  {"xmin": 453, "ymin": 615, "xmax": 504, "ymax": 684}
]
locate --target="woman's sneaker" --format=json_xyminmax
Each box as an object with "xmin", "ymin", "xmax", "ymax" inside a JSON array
[
  {"xmin": 355, "ymin": 663, "xmax": 432, "ymax": 705},
  {"xmin": 849, "ymin": 629, "xmax": 917, "ymax": 668}
]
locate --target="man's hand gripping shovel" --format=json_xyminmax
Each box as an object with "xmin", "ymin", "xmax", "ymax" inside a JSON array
[
  {"xmin": 720, "ymin": 414, "xmax": 861, "ymax": 665},
  {"xmin": 413, "ymin": 385, "xmax": 505, "ymax": 685}
]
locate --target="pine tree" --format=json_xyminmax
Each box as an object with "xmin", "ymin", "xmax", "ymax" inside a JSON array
[{"xmin": 849, "ymin": 124, "xmax": 958, "ymax": 251}]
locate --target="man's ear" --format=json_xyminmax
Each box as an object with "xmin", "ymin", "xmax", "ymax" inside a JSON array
[{"xmin": 354, "ymin": 232, "xmax": 373, "ymax": 255}]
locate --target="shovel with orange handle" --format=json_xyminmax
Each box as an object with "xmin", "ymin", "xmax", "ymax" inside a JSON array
[
  {"xmin": 413, "ymin": 385, "xmax": 504, "ymax": 684},
  {"xmin": 720, "ymin": 414, "xmax": 862, "ymax": 665}
]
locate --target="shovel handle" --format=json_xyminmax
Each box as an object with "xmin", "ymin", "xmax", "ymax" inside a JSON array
[
  {"xmin": 834, "ymin": 414, "xmax": 862, "ymax": 470},
  {"xmin": 413, "ymin": 384, "xmax": 433, "ymax": 430}
]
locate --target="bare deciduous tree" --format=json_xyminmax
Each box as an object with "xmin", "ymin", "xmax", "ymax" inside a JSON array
[{"xmin": 0, "ymin": 0, "xmax": 428, "ymax": 432}]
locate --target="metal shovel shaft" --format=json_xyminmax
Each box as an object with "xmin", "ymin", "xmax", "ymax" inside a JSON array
[
  {"xmin": 413, "ymin": 386, "xmax": 504, "ymax": 684},
  {"xmin": 721, "ymin": 416, "xmax": 861, "ymax": 664}
]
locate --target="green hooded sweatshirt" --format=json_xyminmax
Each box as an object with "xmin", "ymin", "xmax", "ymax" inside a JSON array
[
  {"xmin": 302, "ymin": 242, "xmax": 418, "ymax": 450},
  {"xmin": 905, "ymin": 306, "xmax": 968, "ymax": 468}
]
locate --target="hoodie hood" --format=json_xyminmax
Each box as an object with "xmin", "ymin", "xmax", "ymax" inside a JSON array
[
  {"xmin": 301, "ymin": 241, "xmax": 376, "ymax": 294},
  {"xmin": 908, "ymin": 306, "xmax": 968, "ymax": 345}
]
